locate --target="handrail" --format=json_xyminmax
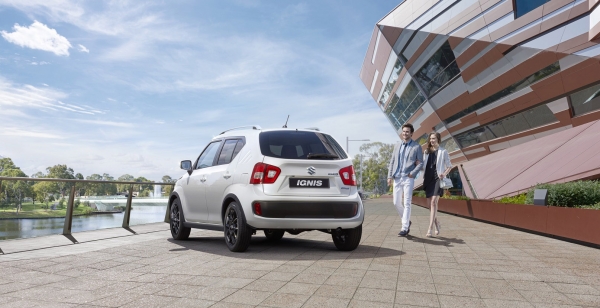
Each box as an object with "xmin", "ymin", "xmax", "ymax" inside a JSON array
[
  {"xmin": 0, "ymin": 176, "xmax": 175, "ymax": 240},
  {"xmin": 0, "ymin": 176, "xmax": 172, "ymax": 185}
]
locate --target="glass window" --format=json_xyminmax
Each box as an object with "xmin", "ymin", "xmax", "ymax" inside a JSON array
[
  {"xmin": 196, "ymin": 141, "xmax": 222, "ymax": 169},
  {"xmin": 378, "ymin": 58, "xmax": 404, "ymax": 107},
  {"xmin": 216, "ymin": 139, "xmax": 239, "ymax": 165},
  {"xmin": 259, "ymin": 131, "xmax": 347, "ymax": 160},
  {"xmin": 445, "ymin": 62, "xmax": 560, "ymax": 124},
  {"xmin": 413, "ymin": 41, "xmax": 460, "ymax": 97},
  {"xmin": 415, "ymin": 133, "xmax": 428, "ymax": 145},
  {"xmin": 385, "ymin": 79, "xmax": 425, "ymax": 130},
  {"xmin": 515, "ymin": 0, "xmax": 551, "ymax": 18},
  {"xmin": 455, "ymin": 104, "xmax": 556, "ymax": 148},
  {"xmin": 440, "ymin": 137, "xmax": 459, "ymax": 153},
  {"xmin": 570, "ymin": 83, "xmax": 600, "ymax": 117},
  {"xmin": 231, "ymin": 140, "xmax": 244, "ymax": 161}
]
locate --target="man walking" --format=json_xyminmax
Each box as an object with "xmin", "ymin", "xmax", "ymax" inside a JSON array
[{"xmin": 388, "ymin": 123, "xmax": 423, "ymax": 236}]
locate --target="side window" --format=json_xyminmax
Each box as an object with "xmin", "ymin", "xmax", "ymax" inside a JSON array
[
  {"xmin": 231, "ymin": 140, "xmax": 244, "ymax": 161},
  {"xmin": 216, "ymin": 140, "xmax": 239, "ymax": 165},
  {"xmin": 196, "ymin": 141, "xmax": 222, "ymax": 169}
]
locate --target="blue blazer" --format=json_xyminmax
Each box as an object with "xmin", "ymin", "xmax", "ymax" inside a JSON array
[{"xmin": 387, "ymin": 139, "xmax": 424, "ymax": 179}]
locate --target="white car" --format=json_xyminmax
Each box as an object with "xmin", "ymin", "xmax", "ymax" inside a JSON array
[{"xmin": 168, "ymin": 126, "xmax": 364, "ymax": 252}]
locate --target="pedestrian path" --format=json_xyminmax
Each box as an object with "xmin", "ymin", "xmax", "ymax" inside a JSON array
[{"xmin": 0, "ymin": 198, "xmax": 599, "ymax": 307}]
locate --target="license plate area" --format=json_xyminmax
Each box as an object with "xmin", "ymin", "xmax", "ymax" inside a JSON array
[{"xmin": 289, "ymin": 178, "xmax": 330, "ymax": 188}]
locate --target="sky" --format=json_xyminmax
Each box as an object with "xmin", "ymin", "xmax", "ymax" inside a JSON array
[{"xmin": 0, "ymin": 0, "xmax": 401, "ymax": 181}]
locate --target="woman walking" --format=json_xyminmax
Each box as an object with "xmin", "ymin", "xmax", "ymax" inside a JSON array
[{"xmin": 422, "ymin": 132, "xmax": 452, "ymax": 237}]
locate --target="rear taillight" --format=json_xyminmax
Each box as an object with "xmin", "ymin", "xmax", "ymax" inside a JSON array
[
  {"xmin": 339, "ymin": 165, "xmax": 356, "ymax": 186},
  {"xmin": 250, "ymin": 163, "xmax": 281, "ymax": 184}
]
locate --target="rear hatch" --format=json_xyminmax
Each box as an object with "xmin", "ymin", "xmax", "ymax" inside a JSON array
[{"xmin": 258, "ymin": 130, "xmax": 355, "ymax": 197}]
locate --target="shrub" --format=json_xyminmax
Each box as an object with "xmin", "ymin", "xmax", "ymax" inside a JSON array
[
  {"xmin": 413, "ymin": 190, "xmax": 426, "ymax": 197},
  {"xmin": 496, "ymin": 194, "xmax": 527, "ymax": 204},
  {"xmin": 442, "ymin": 194, "xmax": 470, "ymax": 200},
  {"xmin": 74, "ymin": 199, "xmax": 81, "ymax": 208},
  {"xmin": 525, "ymin": 181, "xmax": 600, "ymax": 207}
]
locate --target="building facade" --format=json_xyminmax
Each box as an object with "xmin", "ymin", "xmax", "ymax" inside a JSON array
[{"xmin": 361, "ymin": 0, "xmax": 600, "ymax": 166}]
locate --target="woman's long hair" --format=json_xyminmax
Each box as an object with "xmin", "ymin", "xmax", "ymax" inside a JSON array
[{"xmin": 425, "ymin": 132, "xmax": 442, "ymax": 154}]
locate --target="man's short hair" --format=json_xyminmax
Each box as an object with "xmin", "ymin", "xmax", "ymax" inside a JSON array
[{"xmin": 401, "ymin": 123, "xmax": 414, "ymax": 133}]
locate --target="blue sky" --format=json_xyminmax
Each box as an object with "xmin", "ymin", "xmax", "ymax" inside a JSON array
[{"xmin": 0, "ymin": 0, "xmax": 401, "ymax": 181}]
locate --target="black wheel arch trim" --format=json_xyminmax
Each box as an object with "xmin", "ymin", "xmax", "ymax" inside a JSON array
[
  {"xmin": 221, "ymin": 193, "xmax": 243, "ymax": 225},
  {"xmin": 166, "ymin": 192, "xmax": 182, "ymax": 224}
]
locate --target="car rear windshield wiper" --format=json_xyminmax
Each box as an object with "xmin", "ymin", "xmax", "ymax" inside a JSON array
[{"xmin": 307, "ymin": 153, "xmax": 339, "ymax": 159}]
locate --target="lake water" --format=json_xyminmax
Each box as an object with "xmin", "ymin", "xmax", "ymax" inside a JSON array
[{"xmin": 0, "ymin": 205, "xmax": 167, "ymax": 241}]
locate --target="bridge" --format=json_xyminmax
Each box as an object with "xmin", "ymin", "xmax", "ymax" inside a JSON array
[{"xmin": 1, "ymin": 198, "xmax": 599, "ymax": 307}]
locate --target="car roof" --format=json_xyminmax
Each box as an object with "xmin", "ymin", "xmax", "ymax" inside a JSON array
[{"xmin": 215, "ymin": 128, "xmax": 325, "ymax": 140}]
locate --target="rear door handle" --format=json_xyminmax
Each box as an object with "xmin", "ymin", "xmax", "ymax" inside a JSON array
[
  {"xmin": 200, "ymin": 177, "xmax": 206, "ymax": 182},
  {"xmin": 223, "ymin": 175, "xmax": 231, "ymax": 179}
]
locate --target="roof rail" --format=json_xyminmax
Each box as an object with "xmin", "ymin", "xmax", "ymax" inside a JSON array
[
  {"xmin": 219, "ymin": 125, "xmax": 262, "ymax": 135},
  {"xmin": 304, "ymin": 127, "xmax": 320, "ymax": 131}
]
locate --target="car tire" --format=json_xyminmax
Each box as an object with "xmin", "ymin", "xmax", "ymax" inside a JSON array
[
  {"xmin": 264, "ymin": 229, "xmax": 285, "ymax": 241},
  {"xmin": 331, "ymin": 225, "xmax": 362, "ymax": 251},
  {"xmin": 170, "ymin": 199, "xmax": 191, "ymax": 240},
  {"xmin": 224, "ymin": 201, "xmax": 252, "ymax": 252}
]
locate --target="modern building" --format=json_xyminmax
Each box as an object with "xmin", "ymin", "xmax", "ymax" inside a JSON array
[{"xmin": 360, "ymin": 0, "xmax": 600, "ymax": 197}]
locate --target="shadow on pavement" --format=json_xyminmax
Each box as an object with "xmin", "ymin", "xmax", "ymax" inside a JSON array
[
  {"xmin": 168, "ymin": 235, "xmax": 405, "ymax": 260},
  {"xmin": 405, "ymin": 235, "xmax": 465, "ymax": 247}
]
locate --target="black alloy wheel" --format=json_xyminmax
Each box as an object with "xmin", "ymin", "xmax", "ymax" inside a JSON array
[
  {"xmin": 331, "ymin": 225, "xmax": 362, "ymax": 251},
  {"xmin": 264, "ymin": 229, "xmax": 285, "ymax": 241},
  {"xmin": 224, "ymin": 202, "xmax": 251, "ymax": 252},
  {"xmin": 170, "ymin": 199, "xmax": 190, "ymax": 240}
]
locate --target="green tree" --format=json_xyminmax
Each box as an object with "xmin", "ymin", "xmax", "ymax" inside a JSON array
[
  {"xmin": 85, "ymin": 174, "xmax": 116, "ymax": 196},
  {"xmin": 352, "ymin": 142, "xmax": 394, "ymax": 195},
  {"xmin": 134, "ymin": 176, "xmax": 152, "ymax": 194},
  {"xmin": 33, "ymin": 181, "xmax": 57, "ymax": 209},
  {"xmin": 117, "ymin": 174, "xmax": 135, "ymax": 193},
  {"xmin": 2, "ymin": 169, "xmax": 29, "ymax": 213},
  {"xmin": 46, "ymin": 164, "xmax": 75, "ymax": 197},
  {"xmin": 162, "ymin": 175, "xmax": 175, "ymax": 195},
  {"xmin": 74, "ymin": 173, "xmax": 86, "ymax": 197},
  {"xmin": 0, "ymin": 158, "xmax": 30, "ymax": 211}
]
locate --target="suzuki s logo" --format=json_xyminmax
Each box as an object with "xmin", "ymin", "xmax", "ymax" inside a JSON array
[{"xmin": 307, "ymin": 166, "xmax": 316, "ymax": 175}]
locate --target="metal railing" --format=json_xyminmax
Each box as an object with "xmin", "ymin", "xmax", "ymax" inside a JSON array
[{"xmin": 0, "ymin": 176, "xmax": 174, "ymax": 236}]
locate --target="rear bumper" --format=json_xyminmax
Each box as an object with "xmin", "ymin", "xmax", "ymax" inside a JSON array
[
  {"xmin": 244, "ymin": 197, "xmax": 364, "ymax": 230},
  {"xmin": 253, "ymin": 201, "xmax": 358, "ymax": 219}
]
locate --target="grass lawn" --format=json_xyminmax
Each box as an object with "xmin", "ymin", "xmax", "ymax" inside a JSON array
[{"xmin": 0, "ymin": 202, "xmax": 93, "ymax": 219}]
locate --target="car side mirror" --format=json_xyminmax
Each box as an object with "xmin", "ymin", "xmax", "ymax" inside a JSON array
[{"xmin": 180, "ymin": 160, "xmax": 192, "ymax": 175}]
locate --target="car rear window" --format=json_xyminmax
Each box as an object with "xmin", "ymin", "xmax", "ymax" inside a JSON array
[{"xmin": 259, "ymin": 131, "xmax": 348, "ymax": 160}]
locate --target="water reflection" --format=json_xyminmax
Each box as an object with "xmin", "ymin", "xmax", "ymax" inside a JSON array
[{"xmin": 0, "ymin": 205, "xmax": 167, "ymax": 240}]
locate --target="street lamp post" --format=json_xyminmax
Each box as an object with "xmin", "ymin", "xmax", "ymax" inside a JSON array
[{"xmin": 346, "ymin": 137, "xmax": 370, "ymax": 154}]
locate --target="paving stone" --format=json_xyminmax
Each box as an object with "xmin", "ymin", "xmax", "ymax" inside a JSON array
[
  {"xmin": 353, "ymin": 287, "xmax": 395, "ymax": 303},
  {"xmin": 260, "ymin": 292, "xmax": 310, "ymax": 308},
  {"xmin": 277, "ymin": 282, "xmax": 320, "ymax": 295},
  {"xmin": 302, "ymin": 295, "xmax": 350, "ymax": 308},
  {"xmin": 437, "ymin": 294, "xmax": 486, "ymax": 308},
  {"xmin": 395, "ymin": 291, "xmax": 440, "ymax": 307},
  {"xmin": 222, "ymin": 289, "xmax": 272, "ymax": 305}
]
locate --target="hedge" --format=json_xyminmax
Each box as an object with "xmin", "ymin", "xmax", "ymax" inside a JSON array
[{"xmin": 495, "ymin": 181, "xmax": 600, "ymax": 208}]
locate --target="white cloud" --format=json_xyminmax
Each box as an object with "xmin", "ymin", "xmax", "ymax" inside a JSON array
[
  {"xmin": 0, "ymin": 127, "xmax": 63, "ymax": 139},
  {"xmin": 74, "ymin": 119, "xmax": 133, "ymax": 127},
  {"xmin": 77, "ymin": 44, "xmax": 89, "ymax": 53},
  {"xmin": 1, "ymin": 21, "xmax": 72, "ymax": 56},
  {"xmin": 0, "ymin": 76, "xmax": 102, "ymax": 115}
]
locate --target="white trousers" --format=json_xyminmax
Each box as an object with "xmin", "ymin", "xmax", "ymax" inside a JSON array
[{"xmin": 393, "ymin": 176, "xmax": 414, "ymax": 231}]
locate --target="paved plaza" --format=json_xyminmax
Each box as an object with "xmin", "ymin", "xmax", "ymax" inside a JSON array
[{"xmin": 1, "ymin": 198, "xmax": 600, "ymax": 307}]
